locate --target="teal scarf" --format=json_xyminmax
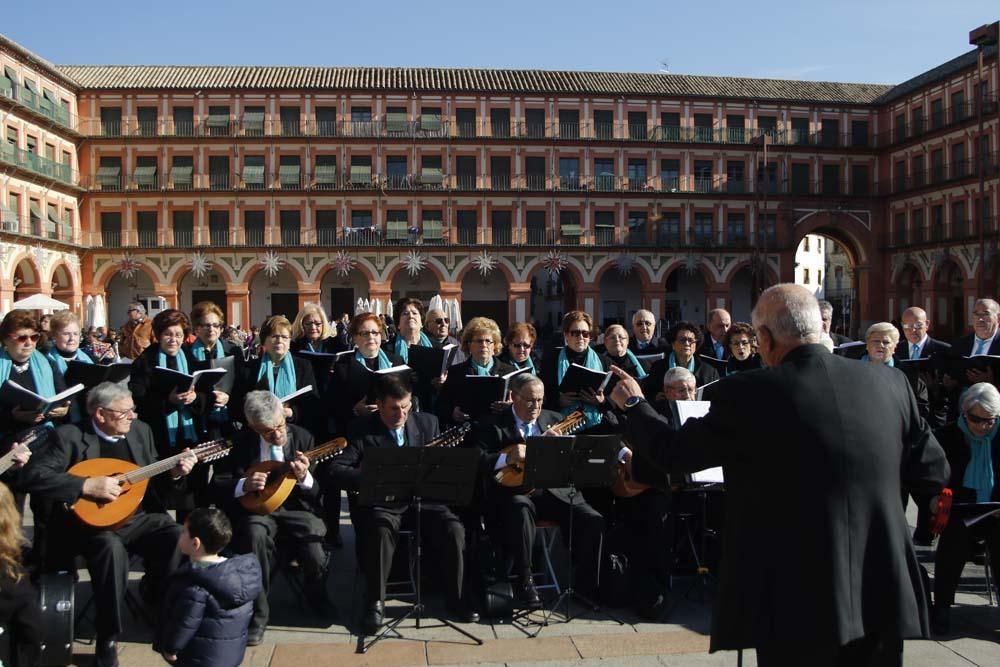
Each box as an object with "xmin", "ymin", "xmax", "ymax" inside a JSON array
[
  {"xmin": 355, "ymin": 348, "xmax": 392, "ymax": 371},
  {"xmin": 46, "ymin": 348, "xmax": 91, "ymax": 422},
  {"xmin": 511, "ymin": 355, "xmax": 536, "ymax": 375},
  {"xmin": 393, "ymin": 331, "xmax": 432, "ymax": 364},
  {"xmin": 668, "ymin": 351, "xmax": 695, "ymax": 372},
  {"xmin": 470, "ymin": 356, "xmax": 495, "ymax": 376},
  {"xmin": 258, "ymin": 353, "xmax": 298, "ymax": 398},
  {"xmin": 158, "ymin": 350, "xmax": 197, "ymax": 446},
  {"xmin": 557, "ymin": 347, "xmax": 603, "ymax": 427},
  {"xmin": 958, "ymin": 414, "xmax": 998, "ymax": 503},
  {"xmin": 190, "ymin": 339, "xmax": 229, "ymax": 423},
  {"xmin": 622, "ymin": 350, "xmax": 647, "ymax": 379},
  {"xmin": 860, "ymin": 354, "xmax": 895, "ymax": 367},
  {"xmin": 0, "ymin": 350, "xmax": 58, "ymax": 426}
]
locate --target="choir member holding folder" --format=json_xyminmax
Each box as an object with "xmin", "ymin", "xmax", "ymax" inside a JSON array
[
  {"xmin": 697, "ymin": 322, "xmax": 762, "ymax": 377},
  {"xmin": 290, "ymin": 303, "xmax": 345, "ymax": 355},
  {"xmin": 541, "ymin": 311, "xmax": 611, "ymax": 429},
  {"xmin": 0, "ymin": 310, "xmax": 71, "ymax": 439},
  {"xmin": 187, "ymin": 302, "xmax": 241, "ymax": 439},
  {"xmin": 641, "ymin": 321, "xmax": 719, "ymax": 401},
  {"xmin": 438, "ymin": 317, "xmax": 516, "ymax": 426}
]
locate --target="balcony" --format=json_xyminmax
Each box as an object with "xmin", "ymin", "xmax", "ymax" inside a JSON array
[
  {"xmin": 880, "ymin": 100, "xmax": 990, "ymax": 147},
  {"xmin": 892, "ymin": 154, "xmax": 998, "ymax": 194},
  {"xmin": 0, "ymin": 210, "xmax": 77, "ymax": 245},
  {"xmin": 0, "ymin": 82, "xmax": 76, "ymax": 130},
  {"xmin": 0, "ymin": 143, "xmax": 78, "ymax": 187}
]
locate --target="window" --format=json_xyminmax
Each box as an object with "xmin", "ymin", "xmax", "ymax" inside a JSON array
[
  {"xmin": 97, "ymin": 156, "xmax": 122, "ymax": 191},
  {"xmin": 244, "ymin": 211, "xmax": 265, "ymax": 245},
  {"xmin": 525, "ymin": 211, "xmax": 546, "ymax": 244},
  {"xmin": 558, "ymin": 158, "xmax": 579, "ymax": 190},
  {"xmin": 594, "ymin": 211, "xmax": 615, "ymax": 245},
  {"xmin": 316, "ymin": 107, "xmax": 337, "ymax": 136},
  {"xmin": 951, "ymin": 91, "xmax": 966, "ymax": 123},
  {"xmin": 894, "ymin": 113, "xmax": 906, "ymax": 142},
  {"xmin": 627, "ymin": 158, "xmax": 647, "ymax": 191},
  {"xmin": 524, "ymin": 109, "xmax": 545, "ymax": 138},
  {"xmin": 791, "ymin": 117, "xmax": 809, "ymax": 145},
  {"xmin": 894, "ymin": 212, "xmax": 906, "ymax": 245},
  {"xmin": 208, "ymin": 155, "xmax": 230, "ymax": 189},
  {"xmin": 243, "ymin": 155, "xmax": 265, "ymax": 190},
  {"xmin": 628, "ymin": 111, "xmax": 647, "ymax": 140},
  {"xmin": 137, "ymin": 107, "xmax": 157, "ymax": 136},
  {"xmin": 350, "ymin": 156, "xmax": 372, "ymax": 186},
  {"xmin": 658, "ymin": 213, "xmax": 681, "ymax": 246},
  {"xmin": 524, "ymin": 156, "xmax": 546, "ymax": 190},
  {"xmin": 818, "ymin": 271, "xmax": 822, "ymax": 285},
  {"xmin": 803, "ymin": 268, "xmax": 810, "ymax": 284},
  {"xmin": 171, "ymin": 155, "xmax": 194, "ymax": 190},
  {"xmin": 173, "ymin": 107, "xmax": 194, "ymax": 136},
  {"xmin": 559, "ymin": 211, "xmax": 582, "ymax": 244},
  {"xmin": 627, "ymin": 211, "xmax": 648, "ymax": 245},
  {"xmin": 5, "ymin": 126, "xmax": 16, "ymax": 146},
  {"xmin": 952, "ymin": 201, "xmax": 966, "ymax": 237},
  {"xmin": 820, "ymin": 118, "xmax": 839, "ymax": 147},
  {"xmin": 694, "ymin": 213, "xmax": 714, "ymax": 245},
  {"xmin": 209, "ymin": 210, "xmax": 229, "ymax": 246},
  {"xmin": 791, "ymin": 163, "xmax": 810, "ymax": 194},
  {"xmin": 316, "ymin": 210, "xmax": 337, "ymax": 244},
  {"xmin": 385, "ymin": 106, "xmax": 408, "ymax": 135},
  {"xmin": 726, "ymin": 114, "xmax": 744, "ymax": 143},
  {"xmin": 134, "ymin": 155, "xmax": 158, "ymax": 190},
  {"xmin": 694, "ymin": 160, "xmax": 713, "ymax": 192},
  {"xmin": 44, "ymin": 203, "xmax": 59, "ymax": 239},
  {"xmin": 758, "ymin": 115, "xmax": 777, "ymax": 138},
  {"xmin": 351, "ymin": 210, "xmax": 373, "ymax": 228},
  {"xmin": 386, "ymin": 156, "xmax": 408, "ymax": 188},
  {"xmin": 137, "ymin": 211, "xmax": 157, "ymax": 247},
  {"xmin": 207, "ymin": 106, "xmax": 230, "ymax": 136},
  {"xmin": 851, "ymin": 120, "xmax": 869, "ymax": 147},
  {"xmin": 804, "ymin": 237, "xmax": 810, "ymax": 251},
  {"xmin": 851, "ymin": 164, "xmax": 870, "ymax": 196},
  {"xmin": 594, "ymin": 158, "xmax": 615, "ymax": 191},
  {"xmin": 420, "ymin": 156, "xmax": 443, "ymax": 187},
  {"xmin": 726, "ymin": 160, "xmax": 745, "ymax": 193},
  {"xmin": 912, "ymin": 106, "xmax": 924, "ymax": 135},
  {"xmin": 931, "ymin": 99, "xmax": 944, "ymax": 129},
  {"xmin": 660, "ymin": 159, "xmax": 680, "ymax": 191},
  {"xmin": 100, "ymin": 212, "xmax": 122, "ymax": 247},
  {"xmin": 727, "ymin": 214, "xmax": 746, "ymax": 244},
  {"xmin": 490, "ymin": 108, "xmax": 511, "ymax": 138},
  {"xmin": 558, "ymin": 110, "xmax": 579, "ymax": 139},
  {"xmin": 490, "ymin": 156, "xmax": 510, "ymax": 190},
  {"xmin": 280, "ymin": 106, "xmax": 300, "ymax": 136},
  {"xmin": 456, "ymin": 108, "xmax": 476, "ymax": 137},
  {"xmin": 894, "ymin": 160, "xmax": 906, "ymax": 192},
  {"xmin": 760, "ymin": 213, "xmax": 777, "ymax": 244},
  {"xmin": 421, "ymin": 210, "xmax": 444, "ymax": 243},
  {"xmin": 173, "ymin": 211, "xmax": 194, "ymax": 247},
  {"xmin": 822, "ymin": 164, "xmax": 840, "ymax": 195},
  {"xmin": 455, "ymin": 156, "xmax": 477, "ymax": 189},
  {"xmin": 25, "ymin": 135, "xmax": 36, "ymax": 154},
  {"xmin": 594, "ymin": 110, "xmax": 614, "ymax": 139},
  {"xmin": 931, "ymin": 205, "xmax": 944, "ymax": 240},
  {"xmin": 350, "ymin": 107, "xmax": 373, "ymax": 135},
  {"xmin": 694, "ymin": 113, "xmax": 714, "ymax": 142},
  {"xmin": 660, "ymin": 111, "xmax": 681, "ymax": 141},
  {"xmin": 385, "ymin": 210, "xmax": 409, "ymax": 243},
  {"xmin": 278, "ymin": 155, "xmax": 301, "ymax": 188},
  {"xmin": 931, "ymin": 149, "xmax": 944, "ymax": 183},
  {"xmin": 912, "ymin": 208, "xmax": 925, "ymax": 243},
  {"xmin": 280, "ymin": 210, "xmax": 301, "ymax": 245},
  {"xmin": 100, "ymin": 107, "xmax": 122, "ymax": 136},
  {"xmin": 420, "ymin": 107, "xmax": 442, "ymax": 135},
  {"xmin": 242, "ymin": 106, "xmax": 265, "ymax": 136},
  {"xmin": 314, "ymin": 155, "xmax": 337, "ymax": 189},
  {"xmin": 911, "ymin": 155, "xmax": 925, "ymax": 188},
  {"xmin": 492, "ymin": 210, "xmax": 512, "ymax": 244},
  {"xmin": 456, "ymin": 210, "xmax": 478, "ymax": 244},
  {"xmin": 951, "ymin": 142, "xmax": 966, "ymax": 178}
]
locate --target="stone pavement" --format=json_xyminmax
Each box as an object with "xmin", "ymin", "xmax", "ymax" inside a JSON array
[{"xmin": 44, "ymin": 500, "xmax": 1000, "ymax": 666}]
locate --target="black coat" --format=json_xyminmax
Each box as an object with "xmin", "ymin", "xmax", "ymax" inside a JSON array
[
  {"xmin": 0, "ymin": 572, "xmax": 42, "ymax": 667},
  {"xmin": 627, "ymin": 337, "xmax": 669, "ymax": 355},
  {"xmin": 155, "ymin": 554, "xmax": 263, "ymax": 667},
  {"xmin": 697, "ymin": 336, "xmax": 730, "ymax": 361},
  {"xmin": 831, "ymin": 332, "xmax": 853, "ymax": 346},
  {"xmin": 212, "ymin": 423, "xmax": 321, "ymax": 516},
  {"xmin": 623, "ymin": 344, "xmax": 949, "ymax": 650},
  {"xmin": 129, "ymin": 346, "xmax": 210, "ymax": 455},
  {"xmin": 539, "ymin": 348, "xmax": 612, "ymax": 413},
  {"xmin": 233, "ymin": 355, "xmax": 319, "ymax": 433},
  {"xmin": 892, "ymin": 336, "xmax": 950, "ymax": 364},
  {"xmin": 933, "ymin": 421, "xmax": 1000, "ymax": 504},
  {"xmin": 950, "ymin": 332, "xmax": 1000, "ymax": 358},
  {"xmin": 641, "ymin": 355, "xmax": 720, "ymax": 399},
  {"xmin": 329, "ymin": 351, "xmax": 407, "ymax": 437},
  {"xmin": 438, "ymin": 357, "xmax": 516, "ymax": 425}
]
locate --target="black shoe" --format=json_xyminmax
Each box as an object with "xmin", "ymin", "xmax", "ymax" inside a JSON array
[
  {"xmin": 638, "ymin": 593, "xmax": 667, "ymax": 621},
  {"xmin": 931, "ymin": 605, "xmax": 951, "ymax": 636},
  {"xmin": 516, "ymin": 579, "xmax": 542, "ymax": 610},
  {"xmin": 246, "ymin": 625, "xmax": 265, "ymax": 647},
  {"xmin": 446, "ymin": 603, "xmax": 480, "ymax": 624},
  {"xmin": 95, "ymin": 637, "xmax": 120, "ymax": 667},
  {"xmin": 363, "ymin": 600, "xmax": 384, "ymax": 635}
]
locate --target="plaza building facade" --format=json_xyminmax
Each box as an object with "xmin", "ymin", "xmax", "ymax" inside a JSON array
[{"xmin": 0, "ymin": 28, "xmax": 996, "ymax": 336}]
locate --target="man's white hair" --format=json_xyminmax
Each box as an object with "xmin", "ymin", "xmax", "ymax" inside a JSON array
[
  {"xmin": 243, "ymin": 390, "xmax": 283, "ymax": 427},
  {"xmin": 663, "ymin": 366, "xmax": 696, "ymax": 386},
  {"xmin": 752, "ymin": 284, "xmax": 823, "ymax": 344}
]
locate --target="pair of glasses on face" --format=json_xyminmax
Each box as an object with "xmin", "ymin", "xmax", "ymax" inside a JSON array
[
  {"xmin": 676, "ymin": 337, "xmax": 697, "ymax": 345},
  {"xmin": 303, "ymin": 321, "xmax": 323, "ymax": 328},
  {"xmin": 731, "ymin": 339, "xmax": 752, "ymax": 347},
  {"xmin": 567, "ymin": 330, "xmax": 591, "ymax": 338},
  {"xmin": 9, "ymin": 333, "xmax": 40, "ymax": 344},
  {"xmin": 966, "ymin": 412, "xmax": 998, "ymax": 426},
  {"xmin": 103, "ymin": 406, "xmax": 136, "ymax": 419},
  {"xmin": 356, "ymin": 330, "xmax": 381, "ymax": 337},
  {"xmin": 433, "ymin": 318, "xmax": 449, "ymax": 325},
  {"xmin": 510, "ymin": 342, "xmax": 532, "ymax": 349}
]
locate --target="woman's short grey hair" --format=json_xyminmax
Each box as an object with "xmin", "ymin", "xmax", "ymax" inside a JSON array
[
  {"xmin": 961, "ymin": 382, "xmax": 1000, "ymax": 417},
  {"xmin": 865, "ymin": 322, "xmax": 900, "ymax": 346},
  {"xmin": 86, "ymin": 381, "xmax": 132, "ymax": 414},
  {"xmin": 128, "ymin": 302, "xmax": 146, "ymax": 315},
  {"xmin": 509, "ymin": 373, "xmax": 544, "ymax": 396},
  {"xmin": 663, "ymin": 366, "xmax": 695, "ymax": 386},
  {"xmin": 243, "ymin": 390, "xmax": 284, "ymax": 427}
]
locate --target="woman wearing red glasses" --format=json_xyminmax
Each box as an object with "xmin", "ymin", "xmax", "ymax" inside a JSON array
[{"xmin": 0, "ymin": 309, "xmax": 70, "ymax": 436}]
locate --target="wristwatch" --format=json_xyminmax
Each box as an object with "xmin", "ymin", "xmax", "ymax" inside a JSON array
[{"xmin": 623, "ymin": 395, "xmax": 644, "ymax": 410}]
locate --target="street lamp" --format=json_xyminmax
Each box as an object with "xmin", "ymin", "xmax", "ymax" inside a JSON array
[{"xmin": 969, "ymin": 22, "xmax": 999, "ymax": 297}]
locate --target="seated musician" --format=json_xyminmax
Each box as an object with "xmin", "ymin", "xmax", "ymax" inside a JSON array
[
  {"xmin": 328, "ymin": 373, "xmax": 477, "ymax": 634},
  {"xmin": 21, "ymin": 381, "xmax": 197, "ymax": 667},
  {"xmin": 475, "ymin": 373, "xmax": 604, "ymax": 609},
  {"xmin": 930, "ymin": 382, "xmax": 1000, "ymax": 635},
  {"xmin": 652, "ymin": 367, "xmax": 697, "ymax": 425},
  {"xmin": 212, "ymin": 390, "xmax": 331, "ymax": 646}
]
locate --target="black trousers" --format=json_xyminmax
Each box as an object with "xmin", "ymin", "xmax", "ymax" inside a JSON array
[
  {"xmin": 364, "ymin": 503, "xmax": 466, "ymax": 606},
  {"xmin": 609, "ymin": 489, "xmax": 672, "ymax": 605},
  {"xmin": 933, "ymin": 514, "xmax": 1000, "ymax": 607},
  {"xmin": 75, "ymin": 511, "xmax": 182, "ymax": 638},
  {"xmin": 756, "ymin": 634, "xmax": 903, "ymax": 667},
  {"xmin": 236, "ymin": 508, "xmax": 327, "ymax": 630},
  {"xmin": 485, "ymin": 489, "xmax": 603, "ymax": 592}
]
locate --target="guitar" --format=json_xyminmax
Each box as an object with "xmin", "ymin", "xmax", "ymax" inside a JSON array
[
  {"xmin": 426, "ymin": 422, "xmax": 472, "ymax": 448},
  {"xmin": 239, "ymin": 437, "xmax": 347, "ymax": 515},
  {"xmin": 70, "ymin": 439, "xmax": 232, "ymax": 528},
  {"xmin": 611, "ymin": 451, "xmax": 652, "ymax": 498},
  {"xmin": 0, "ymin": 428, "xmax": 47, "ymax": 477},
  {"xmin": 495, "ymin": 411, "xmax": 586, "ymax": 489}
]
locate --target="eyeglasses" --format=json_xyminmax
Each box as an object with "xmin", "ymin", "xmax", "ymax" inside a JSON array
[
  {"xmin": 268, "ymin": 334, "xmax": 291, "ymax": 341},
  {"xmin": 901, "ymin": 323, "xmax": 926, "ymax": 331},
  {"xmin": 433, "ymin": 318, "xmax": 449, "ymax": 325},
  {"xmin": 160, "ymin": 332, "xmax": 186, "ymax": 341},
  {"xmin": 966, "ymin": 413, "xmax": 998, "ymax": 426},
  {"xmin": 127, "ymin": 308, "xmax": 139, "ymax": 314},
  {"xmin": 103, "ymin": 406, "xmax": 136, "ymax": 419},
  {"xmin": 8, "ymin": 333, "xmax": 40, "ymax": 344},
  {"xmin": 260, "ymin": 423, "xmax": 288, "ymax": 439},
  {"xmin": 973, "ymin": 311, "xmax": 995, "ymax": 321},
  {"xmin": 472, "ymin": 338, "xmax": 495, "ymax": 345},
  {"xmin": 199, "ymin": 322, "xmax": 223, "ymax": 329},
  {"xmin": 567, "ymin": 330, "xmax": 591, "ymax": 338},
  {"xmin": 356, "ymin": 330, "xmax": 381, "ymax": 337},
  {"xmin": 607, "ymin": 335, "xmax": 628, "ymax": 341},
  {"xmin": 303, "ymin": 321, "xmax": 323, "ymax": 328},
  {"xmin": 675, "ymin": 337, "xmax": 698, "ymax": 345},
  {"xmin": 731, "ymin": 339, "xmax": 752, "ymax": 347},
  {"xmin": 634, "ymin": 321, "xmax": 654, "ymax": 327},
  {"xmin": 515, "ymin": 395, "xmax": 544, "ymax": 406},
  {"xmin": 510, "ymin": 342, "xmax": 532, "ymax": 349}
]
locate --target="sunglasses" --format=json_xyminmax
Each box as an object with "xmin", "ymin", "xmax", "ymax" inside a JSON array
[
  {"xmin": 567, "ymin": 330, "xmax": 591, "ymax": 338},
  {"xmin": 510, "ymin": 342, "xmax": 532, "ymax": 349},
  {"xmin": 8, "ymin": 333, "xmax": 40, "ymax": 344},
  {"xmin": 433, "ymin": 318, "xmax": 449, "ymax": 325},
  {"xmin": 966, "ymin": 413, "xmax": 998, "ymax": 426}
]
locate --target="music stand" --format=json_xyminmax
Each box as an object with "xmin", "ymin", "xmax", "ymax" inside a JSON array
[
  {"xmin": 356, "ymin": 446, "xmax": 484, "ymax": 653},
  {"xmin": 519, "ymin": 434, "xmax": 625, "ymax": 634}
]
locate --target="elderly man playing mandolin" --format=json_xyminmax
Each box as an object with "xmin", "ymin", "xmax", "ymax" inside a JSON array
[{"xmin": 22, "ymin": 381, "xmax": 199, "ymax": 667}]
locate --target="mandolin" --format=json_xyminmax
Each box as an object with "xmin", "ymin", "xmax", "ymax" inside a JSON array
[
  {"xmin": 239, "ymin": 437, "xmax": 347, "ymax": 515},
  {"xmin": 70, "ymin": 439, "xmax": 231, "ymax": 528},
  {"xmin": 0, "ymin": 428, "xmax": 47, "ymax": 477},
  {"xmin": 426, "ymin": 422, "xmax": 472, "ymax": 448},
  {"xmin": 495, "ymin": 411, "xmax": 586, "ymax": 489}
]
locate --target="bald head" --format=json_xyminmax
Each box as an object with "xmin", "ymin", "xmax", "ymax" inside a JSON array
[
  {"xmin": 752, "ymin": 284, "xmax": 823, "ymax": 365},
  {"xmin": 901, "ymin": 306, "xmax": 929, "ymax": 346},
  {"xmin": 707, "ymin": 308, "xmax": 732, "ymax": 342},
  {"xmin": 631, "ymin": 309, "xmax": 656, "ymax": 343}
]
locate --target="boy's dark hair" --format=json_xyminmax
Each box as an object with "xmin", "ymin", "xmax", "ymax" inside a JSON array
[
  {"xmin": 185, "ymin": 508, "xmax": 233, "ymax": 555},
  {"xmin": 374, "ymin": 373, "xmax": 412, "ymax": 401}
]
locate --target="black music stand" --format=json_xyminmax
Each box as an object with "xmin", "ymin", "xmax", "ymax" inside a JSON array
[
  {"xmin": 519, "ymin": 434, "xmax": 625, "ymax": 634},
  {"xmin": 356, "ymin": 446, "xmax": 484, "ymax": 653}
]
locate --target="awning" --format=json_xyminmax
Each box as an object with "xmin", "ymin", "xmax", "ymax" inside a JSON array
[
  {"xmin": 171, "ymin": 165, "xmax": 193, "ymax": 180},
  {"xmin": 134, "ymin": 165, "xmax": 157, "ymax": 185},
  {"xmin": 29, "ymin": 202, "xmax": 42, "ymax": 219},
  {"xmin": 278, "ymin": 164, "xmax": 301, "ymax": 181},
  {"xmin": 242, "ymin": 166, "xmax": 265, "ymax": 184},
  {"xmin": 314, "ymin": 165, "xmax": 338, "ymax": 182},
  {"xmin": 350, "ymin": 165, "xmax": 371, "ymax": 183}
]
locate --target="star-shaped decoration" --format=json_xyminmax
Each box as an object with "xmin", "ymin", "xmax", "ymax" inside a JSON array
[
  {"xmin": 471, "ymin": 250, "xmax": 497, "ymax": 278},
  {"xmin": 683, "ymin": 253, "xmax": 701, "ymax": 276},
  {"xmin": 403, "ymin": 250, "xmax": 426, "ymax": 278},
  {"xmin": 118, "ymin": 252, "xmax": 142, "ymax": 279},
  {"xmin": 541, "ymin": 250, "xmax": 568, "ymax": 278},
  {"xmin": 189, "ymin": 252, "xmax": 212, "ymax": 279},
  {"xmin": 614, "ymin": 252, "xmax": 637, "ymax": 277},
  {"xmin": 260, "ymin": 250, "xmax": 284, "ymax": 278},
  {"xmin": 332, "ymin": 250, "xmax": 356, "ymax": 278}
]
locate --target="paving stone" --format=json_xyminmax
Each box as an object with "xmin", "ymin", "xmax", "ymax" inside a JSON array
[
  {"xmin": 427, "ymin": 636, "xmax": 579, "ymax": 664},
  {"xmin": 269, "ymin": 640, "xmax": 428, "ymax": 667},
  {"xmin": 571, "ymin": 630, "xmax": 710, "ymax": 658}
]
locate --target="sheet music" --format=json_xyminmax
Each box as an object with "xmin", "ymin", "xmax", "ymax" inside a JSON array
[{"xmin": 675, "ymin": 400, "xmax": 722, "ymax": 483}]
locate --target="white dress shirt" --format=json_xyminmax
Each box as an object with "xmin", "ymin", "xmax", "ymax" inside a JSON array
[{"xmin": 234, "ymin": 436, "xmax": 314, "ymax": 498}]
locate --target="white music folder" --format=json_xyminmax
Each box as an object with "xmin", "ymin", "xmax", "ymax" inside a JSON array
[{"xmin": 676, "ymin": 400, "xmax": 723, "ymax": 483}]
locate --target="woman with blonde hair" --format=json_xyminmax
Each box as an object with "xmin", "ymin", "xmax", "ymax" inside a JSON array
[
  {"xmin": 290, "ymin": 303, "xmax": 343, "ymax": 354},
  {"xmin": 0, "ymin": 482, "xmax": 42, "ymax": 666},
  {"xmin": 438, "ymin": 317, "xmax": 516, "ymax": 424}
]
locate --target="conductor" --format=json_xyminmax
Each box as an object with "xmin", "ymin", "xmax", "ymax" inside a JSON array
[{"xmin": 609, "ymin": 284, "xmax": 949, "ymax": 666}]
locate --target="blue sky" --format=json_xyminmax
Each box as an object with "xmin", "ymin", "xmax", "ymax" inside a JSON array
[{"xmin": 4, "ymin": 1, "xmax": 997, "ymax": 85}]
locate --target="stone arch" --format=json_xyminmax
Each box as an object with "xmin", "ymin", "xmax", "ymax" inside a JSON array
[
  {"xmin": 719, "ymin": 258, "xmax": 781, "ymax": 287},
  {"xmin": 167, "ymin": 256, "xmax": 238, "ymax": 285},
  {"xmin": 94, "ymin": 257, "xmax": 163, "ymax": 289},
  {"xmin": 382, "ymin": 256, "xmax": 449, "ymax": 285},
  {"xmin": 313, "ymin": 256, "xmax": 379, "ymax": 286},
  {"xmin": 590, "ymin": 257, "xmax": 654, "ymax": 291},
  {"xmin": 660, "ymin": 260, "xmax": 713, "ymax": 324},
  {"xmin": 10, "ymin": 253, "xmax": 43, "ymax": 293},
  {"xmin": 792, "ymin": 211, "xmax": 872, "ymax": 266},
  {"xmin": 453, "ymin": 255, "xmax": 518, "ymax": 285}
]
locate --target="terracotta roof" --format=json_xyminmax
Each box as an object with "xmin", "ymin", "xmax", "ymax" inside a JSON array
[
  {"xmin": 55, "ymin": 64, "xmax": 893, "ymax": 105},
  {"xmin": 875, "ymin": 45, "xmax": 997, "ymax": 104}
]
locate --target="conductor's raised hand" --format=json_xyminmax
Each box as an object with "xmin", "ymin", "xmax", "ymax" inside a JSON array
[{"xmin": 609, "ymin": 366, "xmax": 643, "ymax": 410}]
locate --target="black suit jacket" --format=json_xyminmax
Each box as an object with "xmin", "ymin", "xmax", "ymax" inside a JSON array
[
  {"xmin": 233, "ymin": 354, "xmax": 320, "ymax": 432},
  {"xmin": 892, "ymin": 336, "xmax": 950, "ymax": 364},
  {"xmin": 623, "ymin": 344, "xmax": 949, "ymax": 650},
  {"xmin": 329, "ymin": 351, "xmax": 407, "ymax": 437},
  {"xmin": 128, "ymin": 346, "xmax": 210, "ymax": 455},
  {"xmin": 697, "ymin": 336, "xmax": 730, "ymax": 361},
  {"xmin": 628, "ymin": 337, "xmax": 669, "ymax": 355},
  {"xmin": 329, "ymin": 411, "xmax": 440, "ymax": 511},
  {"xmin": 474, "ymin": 408, "xmax": 574, "ymax": 503},
  {"xmin": 211, "ymin": 422, "xmax": 320, "ymax": 515},
  {"xmin": 438, "ymin": 357, "xmax": 516, "ymax": 425},
  {"xmin": 951, "ymin": 332, "xmax": 1000, "ymax": 358},
  {"xmin": 22, "ymin": 419, "xmax": 172, "ymax": 514}
]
